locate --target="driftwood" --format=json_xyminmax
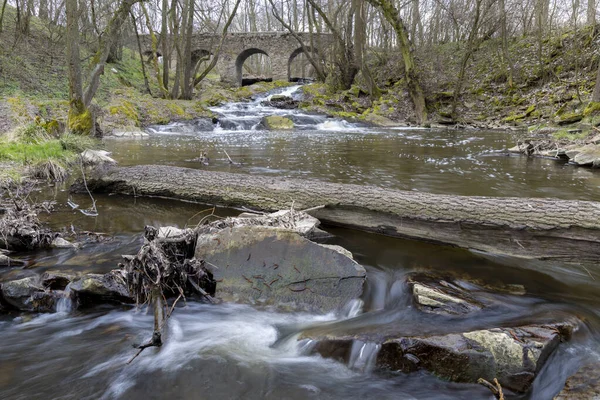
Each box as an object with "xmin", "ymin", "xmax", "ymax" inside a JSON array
[{"xmin": 74, "ymin": 165, "xmax": 600, "ymax": 277}]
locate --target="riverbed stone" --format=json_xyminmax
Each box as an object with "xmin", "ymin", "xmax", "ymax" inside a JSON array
[
  {"xmin": 0, "ymin": 253, "xmax": 25, "ymax": 266},
  {"xmin": 0, "ymin": 276, "xmax": 43, "ymax": 310},
  {"xmin": 69, "ymin": 272, "xmax": 133, "ymax": 306},
  {"xmin": 309, "ymin": 321, "xmax": 575, "ymax": 393},
  {"xmin": 363, "ymin": 113, "xmax": 397, "ymax": 127},
  {"xmin": 555, "ymin": 363, "xmax": 600, "ymax": 399},
  {"xmin": 263, "ymin": 115, "xmax": 294, "ymax": 130},
  {"xmin": 111, "ymin": 129, "xmax": 149, "ymax": 138},
  {"xmin": 41, "ymin": 271, "xmax": 73, "ymax": 290},
  {"xmin": 261, "ymin": 95, "xmax": 299, "ymax": 109},
  {"xmin": 194, "ymin": 225, "xmax": 366, "ymax": 313},
  {"xmin": 572, "ymin": 145, "xmax": 600, "ymax": 167},
  {"xmin": 407, "ymin": 273, "xmax": 485, "ymax": 315},
  {"xmin": 51, "ymin": 237, "xmax": 80, "ymax": 249}
]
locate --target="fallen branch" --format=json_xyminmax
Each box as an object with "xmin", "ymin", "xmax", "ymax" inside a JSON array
[
  {"xmin": 223, "ymin": 149, "xmax": 242, "ymax": 166},
  {"xmin": 477, "ymin": 378, "xmax": 505, "ymax": 400}
]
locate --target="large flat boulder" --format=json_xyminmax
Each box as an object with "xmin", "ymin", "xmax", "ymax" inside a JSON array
[{"xmin": 194, "ymin": 225, "xmax": 366, "ymax": 313}]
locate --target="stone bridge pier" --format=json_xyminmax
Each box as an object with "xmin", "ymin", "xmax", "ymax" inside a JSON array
[{"xmin": 139, "ymin": 32, "xmax": 333, "ymax": 86}]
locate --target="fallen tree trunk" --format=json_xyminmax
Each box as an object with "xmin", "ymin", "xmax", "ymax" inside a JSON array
[{"xmin": 73, "ymin": 165, "xmax": 600, "ymax": 276}]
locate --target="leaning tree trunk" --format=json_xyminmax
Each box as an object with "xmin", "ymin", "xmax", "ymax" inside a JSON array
[
  {"xmin": 365, "ymin": 0, "xmax": 427, "ymax": 124},
  {"xmin": 75, "ymin": 165, "xmax": 600, "ymax": 276},
  {"xmin": 66, "ymin": 0, "xmax": 141, "ymax": 135}
]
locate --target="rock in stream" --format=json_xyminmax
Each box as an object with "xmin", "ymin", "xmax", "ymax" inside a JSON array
[{"xmin": 195, "ymin": 224, "xmax": 366, "ymax": 313}]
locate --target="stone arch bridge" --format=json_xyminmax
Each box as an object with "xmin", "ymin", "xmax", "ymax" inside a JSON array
[{"xmin": 138, "ymin": 32, "xmax": 334, "ymax": 86}]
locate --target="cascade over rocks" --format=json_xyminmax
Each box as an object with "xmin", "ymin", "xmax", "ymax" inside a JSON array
[
  {"xmin": 308, "ymin": 316, "xmax": 577, "ymax": 394},
  {"xmin": 302, "ymin": 273, "xmax": 579, "ymax": 393}
]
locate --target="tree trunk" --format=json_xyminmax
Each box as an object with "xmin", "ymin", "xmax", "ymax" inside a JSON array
[
  {"xmin": 67, "ymin": 0, "xmax": 141, "ymax": 135},
  {"xmin": 589, "ymin": 0, "xmax": 596, "ymax": 25},
  {"xmin": 499, "ymin": 0, "xmax": 514, "ymax": 88},
  {"xmin": 161, "ymin": 0, "xmax": 170, "ymax": 91},
  {"xmin": 354, "ymin": 0, "xmax": 380, "ymax": 98},
  {"xmin": 181, "ymin": 0, "xmax": 194, "ymax": 99},
  {"xmin": 77, "ymin": 165, "xmax": 600, "ymax": 273},
  {"xmin": 451, "ymin": 0, "xmax": 483, "ymax": 117},
  {"xmin": 131, "ymin": 11, "xmax": 152, "ymax": 95},
  {"xmin": 39, "ymin": 0, "xmax": 49, "ymax": 20},
  {"xmin": 365, "ymin": 0, "xmax": 427, "ymax": 124},
  {"xmin": 0, "ymin": 0, "xmax": 9, "ymax": 33},
  {"xmin": 66, "ymin": 0, "xmax": 91, "ymax": 135},
  {"xmin": 592, "ymin": 60, "xmax": 600, "ymax": 102}
]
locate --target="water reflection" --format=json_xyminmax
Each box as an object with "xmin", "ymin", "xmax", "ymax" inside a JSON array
[{"xmin": 105, "ymin": 128, "xmax": 600, "ymax": 199}]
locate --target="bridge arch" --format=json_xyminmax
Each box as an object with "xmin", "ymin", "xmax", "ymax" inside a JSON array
[
  {"xmin": 288, "ymin": 47, "xmax": 321, "ymax": 82},
  {"xmin": 235, "ymin": 48, "xmax": 272, "ymax": 86}
]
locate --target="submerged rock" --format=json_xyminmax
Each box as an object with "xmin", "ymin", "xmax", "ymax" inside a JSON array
[
  {"xmin": 556, "ymin": 363, "xmax": 600, "ymax": 399},
  {"xmin": 263, "ymin": 115, "xmax": 295, "ymax": 130},
  {"xmin": 410, "ymin": 278, "xmax": 483, "ymax": 315},
  {"xmin": 194, "ymin": 225, "xmax": 366, "ymax": 313}
]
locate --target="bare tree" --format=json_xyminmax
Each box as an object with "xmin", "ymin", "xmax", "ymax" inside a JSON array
[
  {"xmin": 365, "ymin": 0, "xmax": 427, "ymax": 123},
  {"xmin": 66, "ymin": 0, "xmax": 142, "ymax": 135}
]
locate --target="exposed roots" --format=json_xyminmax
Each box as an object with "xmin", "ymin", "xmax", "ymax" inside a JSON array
[
  {"xmin": 121, "ymin": 226, "xmax": 216, "ymax": 309},
  {"xmin": 0, "ymin": 182, "xmax": 55, "ymax": 251}
]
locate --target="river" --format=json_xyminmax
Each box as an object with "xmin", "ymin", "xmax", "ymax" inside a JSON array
[{"xmin": 1, "ymin": 85, "xmax": 599, "ymax": 399}]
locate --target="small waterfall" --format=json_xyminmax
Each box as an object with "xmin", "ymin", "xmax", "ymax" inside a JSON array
[
  {"xmin": 342, "ymin": 299, "xmax": 364, "ymax": 319},
  {"xmin": 56, "ymin": 283, "xmax": 74, "ymax": 313},
  {"xmin": 316, "ymin": 119, "xmax": 358, "ymax": 131},
  {"xmin": 348, "ymin": 340, "xmax": 381, "ymax": 373}
]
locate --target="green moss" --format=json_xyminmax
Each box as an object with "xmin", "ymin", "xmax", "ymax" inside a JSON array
[
  {"xmin": 166, "ymin": 103, "xmax": 187, "ymax": 117},
  {"xmin": 263, "ymin": 116, "xmax": 294, "ymax": 130},
  {"xmin": 330, "ymin": 111, "xmax": 359, "ymax": 119},
  {"xmin": 108, "ymin": 100, "xmax": 140, "ymax": 126},
  {"xmin": 68, "ymin": 104, "xmax": 94, "ymax": 134},
  {"xmin": 584, "ymin": 101, "xmax": 600, "ymax": 116},
  {"xmin": 552, "ymin": 129, "xmax": 590, "ymax": 140}
]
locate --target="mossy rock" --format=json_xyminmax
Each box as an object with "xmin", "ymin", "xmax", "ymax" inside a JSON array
[
  {"xmin": 263, "ymin": 116, "xmax": 294, "ymax": 130},
  {"xmin": 584, "ymin": 102, "xmax": 600, "ymax": 117},
  {"xmin": 108, "ymin": 100, "xmax": 140, "ymax": 127},
  {"xmin": 557, "ymin": 113, "xmax": 584, "ymax": 126},
  {"xmin": 361, "ymin": 112, "xmax": 397, "ymax": 127}
]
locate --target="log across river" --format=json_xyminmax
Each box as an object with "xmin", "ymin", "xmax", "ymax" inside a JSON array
[{"xmin": 76, "ymin": 164, "xmax": 600, "ymax": 274}]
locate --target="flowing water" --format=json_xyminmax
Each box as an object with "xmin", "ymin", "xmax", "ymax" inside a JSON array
[{"xmin": 1, "ymin": 85, "xmax": 600, "ymax": 399}]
